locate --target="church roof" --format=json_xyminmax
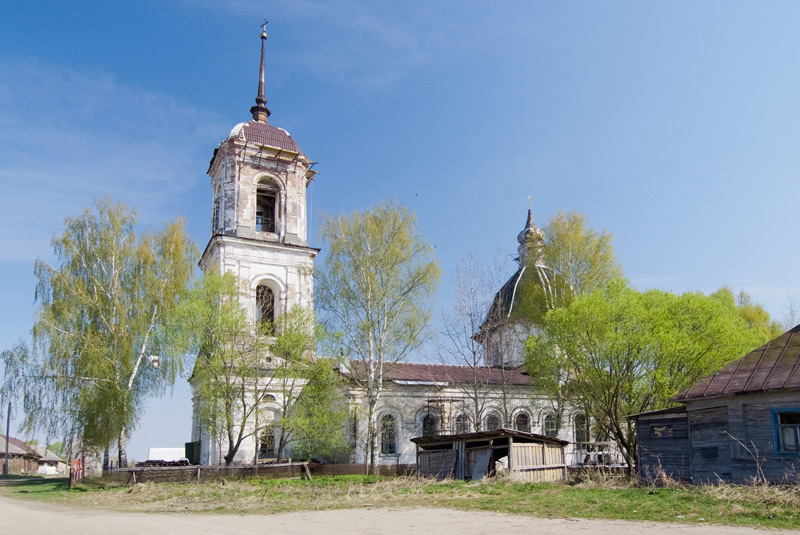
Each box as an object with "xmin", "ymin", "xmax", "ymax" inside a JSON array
[
  {"xmin": 228, "ymin": 120, "xmax": 299, "ymax": 152},
  {"xmin": 221, "ymin": 26, "xmax": 301, "ymax": 154},
  {"xmin": 342, "ymin": 360, "xmax": 530, "ymax": 386},
  {"xmin": 672, "ymin": 323, "xmax": 800, "ymax": 402}
]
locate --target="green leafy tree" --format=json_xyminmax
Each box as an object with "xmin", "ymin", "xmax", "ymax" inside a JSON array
[
  {"xmin": 181, "ymin": 271, "xmax": 274, "ymax": 466},
  {"xmin": 269, "ymin": 307, "xmax": 348, "ymax": 462},
  {"xmin": 542, "ymin": 210, "xmax": 623, "ymax": 296},
  {"xmin": 527, "ymin": 279, "xmax": 766, "ymax": 468},
  {"xmin": 287, "ymin": 358, "xmax": 351, "ymax": 462},
  {"xmin": 45, "ymin": 441, "xmax": 67, "ymax": 459},
  {"xmin": 315, "ymin": 201, "xmax": 441, "ymax": 473},
  {"xmin": 712, "ymin": 287, "xmax": 784, "ymax": 340},
  {"xmin": 184, "ymin": 274, "xmax": 346, "ymax": 465},
  {"xmin": 5, "ymin": 199, "xmax": 196, "ymax": 466}
]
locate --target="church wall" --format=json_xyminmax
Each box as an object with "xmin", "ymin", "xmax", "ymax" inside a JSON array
[
  {"xmin": 199, "ymin": 238, "xmax": 315, "ymax": 324},
  {"xmin": 345, "ymin": 381, "xmax": 585, "ymax": 466}
]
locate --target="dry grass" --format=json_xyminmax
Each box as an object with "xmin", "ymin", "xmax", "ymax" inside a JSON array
[{"xmin": 4, "ymin": 472, "xmax": 800, "ymax": 529}]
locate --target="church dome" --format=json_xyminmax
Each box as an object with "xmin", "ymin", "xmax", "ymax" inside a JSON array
[
  {"xmin": 486, "ymin": 263, "xmax": 561, "ymax": 325},
  {"xmin": 229, "ymin": 120, "xmax": 299, "ymax": 153},
  {"xmin": 480, "ymin": 208, "xmax": 567, "ymax": 335}
]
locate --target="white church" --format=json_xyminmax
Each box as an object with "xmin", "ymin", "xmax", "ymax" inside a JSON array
[{"xmin": 191, "ymin": 30, "xmax": 598, "ymax": 467}]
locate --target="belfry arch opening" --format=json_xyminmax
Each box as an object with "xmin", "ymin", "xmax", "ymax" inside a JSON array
[
  {"xmin": 256, "ymin": 283, "xmax": 275, "ymax": 330},
  {"xmin": 255, "ymin": 178, "xmax": 279, "ymax": 233}
]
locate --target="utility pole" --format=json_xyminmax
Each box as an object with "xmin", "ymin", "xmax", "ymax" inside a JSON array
[{"xmin": 3, "ymin": 401, "xmax": 10, "ymax": 475}]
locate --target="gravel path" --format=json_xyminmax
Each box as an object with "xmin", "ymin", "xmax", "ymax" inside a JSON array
[{"xmin": 1, "ymin": 495, "xmax": 796, "ymax": 535}]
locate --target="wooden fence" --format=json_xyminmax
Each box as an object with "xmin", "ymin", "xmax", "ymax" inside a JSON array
[
  {"xmin": 509, "ymin": 443, "xmax": 567, "ymax": 482},
  {"xmin": 109, "ymin": 462, "xmax": 415, "ymax": 485}
]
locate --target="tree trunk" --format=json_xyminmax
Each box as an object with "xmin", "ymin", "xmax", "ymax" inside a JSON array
[{"xmin": 118, "ymin": 427, "xmax": 128, "ymax": 468}]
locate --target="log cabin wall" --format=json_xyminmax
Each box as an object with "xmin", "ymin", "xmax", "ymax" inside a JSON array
[
  {"xmin": 685, "ymin": 391, "xmax": 800, "ymax": 483},
  {"xmin": 634, "ymin": 409, "xmax": 691, "ymax": 481}
]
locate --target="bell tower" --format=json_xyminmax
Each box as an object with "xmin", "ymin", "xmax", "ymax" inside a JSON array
[{"xmin": 200, "ymin": 26, "xmax": 318, "ymax": 325}]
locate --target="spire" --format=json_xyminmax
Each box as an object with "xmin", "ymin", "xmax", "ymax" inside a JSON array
[
  {"xmin": 517, "ymin": 205, "xmax": 545, "ymax": 266},
  {"xmin": 250, "ymin": 21, "xmax": 271, "ymax": 123}
]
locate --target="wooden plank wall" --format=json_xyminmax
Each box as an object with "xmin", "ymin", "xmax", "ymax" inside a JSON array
[
  {"xmin": 509, "ymin": 443, "xmax": 566, "ymax": 482},
  {"xmin": 417, "ymin": 449, "xmax": 457, "ymax": 479},
  {"xmin": 737, "ymin": 400, "xmax": 799, "ymax": 483},
  {"xmin": 683, "ymin": 394, "xmax": 800, "ymax": 483},
  {"xmin": 636, "ymin": 415, "xmax": 690, "ymax": 481},
  {"xmin": 688, "ymin": 406, "xmax": 731, "ymax": 482},
  {"xmin": 466, "ymin": 447, "xmax": 490, "ymax": 479}
]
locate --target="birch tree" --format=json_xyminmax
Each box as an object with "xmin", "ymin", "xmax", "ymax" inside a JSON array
[
  {"xmin": 315, "ymin": 202, "xmax": 440, "ymax": 473},
  {"xmin": 542, "ymin": 211, "xmax": 622, "ymax": 296},
  {"xmin": 9, "ymin": 199, "xmax": 197, "ymax": 466}
]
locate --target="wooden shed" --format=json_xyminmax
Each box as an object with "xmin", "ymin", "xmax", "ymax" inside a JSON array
[
  {"xmin": 631, "ymin": 324, "xmax": 800, "ymax": 483},
  {"xmin": 411, "ymin": 428, "xmax": 568, "ymax": 482}
]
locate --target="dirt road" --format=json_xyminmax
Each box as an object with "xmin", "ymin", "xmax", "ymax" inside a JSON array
[{"xmin": 1, "ymin": 495, "xmax": 796, "ymax": 535}]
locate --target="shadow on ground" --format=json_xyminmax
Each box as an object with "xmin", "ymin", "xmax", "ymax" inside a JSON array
[{"xmin": 0, "ymin": 476, "xmax": 68, "ymax": 488}]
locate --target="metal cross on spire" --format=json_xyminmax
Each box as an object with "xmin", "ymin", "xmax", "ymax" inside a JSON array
[{"xmin": 251, "ymin": 20, "xmax": 271, "ymax": 122}]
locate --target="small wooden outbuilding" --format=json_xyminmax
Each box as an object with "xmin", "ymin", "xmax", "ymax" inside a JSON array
[{"xmin": 411, "ymin": 428, "xmax": 568, "ymax": 482}]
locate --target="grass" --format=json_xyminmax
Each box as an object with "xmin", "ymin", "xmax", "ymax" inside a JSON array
[{"xmin": 2, "ymin": 473, "xmax": 799, "ymax": 529}]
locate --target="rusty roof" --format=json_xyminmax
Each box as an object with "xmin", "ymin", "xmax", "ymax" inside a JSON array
[
  {"xmin": 232, "ymin": 120, "xmax": 299, "ymax": 152},
  {"xmin": 672, "ymin": 324, "xmax": 800, "ymax": 402},
  {"xmin": 341, "ymin": 360, "xmax": 530, "ymax": 386},
  {"xmin": 411, "ymin": 428, "xmax": 568, "ymax": 446}
]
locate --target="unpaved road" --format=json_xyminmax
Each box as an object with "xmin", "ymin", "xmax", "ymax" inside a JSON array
[{"xmin": 1, "ymin": 495, "xmax": 796, "ymax": 535}]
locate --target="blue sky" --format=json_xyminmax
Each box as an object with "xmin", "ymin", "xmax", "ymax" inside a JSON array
[{"xmin": 2, "ymin": 1, "xmax": 800, "ymax": 460}]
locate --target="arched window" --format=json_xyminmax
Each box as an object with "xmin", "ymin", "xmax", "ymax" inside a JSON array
[
  {"xmin": 256, "ymin": 180, "xmax": 278, "ymax": 233},
  {"xmin": 422, "ymin": 413, "xmax": 438, "ymax": 436},
  {"xmin": 455, "ymin": 414, "xmax": 469, "ymax": 434},
  {"xmin": 574, "ymin": 413, "xmax": 589, "ymax": 444},
  {"xmin": 256, "ymin": 284, "xmax": 275, "ymax": 330},
  {"xmin": 259, "ymin": 427, "xmax": 275, "ymax": 457},
  {"xmin": 485, "ymin": 413, "xmax": 501, "ymax": 431},
  {"xmin": 515, "ymin": 412, "xmax": 531, "ymax": 433},
  {"xmin": 544, "ymin": 413, "xmax": 558, "ymax": 438},
  {"xmin": 380, "ymin": 414, "xmax": 397, "ymax": 455}
]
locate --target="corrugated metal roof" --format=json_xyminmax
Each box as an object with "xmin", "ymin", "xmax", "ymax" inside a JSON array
[
  {"xmin": 672, "ymin": 324, "xmax": 800, "ymax": 402},
  {"xmin": 410, "ymin": 427, "xmax": 568, "ymax": 446},
  {"xmin": 234, "ymin": 120, "xmax": 299, "ymax": 152},
  {"xmin": 342, "ymin": 360, "xmax": 530, "ymax": 386}
]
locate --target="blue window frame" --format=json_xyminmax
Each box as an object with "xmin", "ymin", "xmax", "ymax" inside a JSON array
[{"xmin": 772, "ymin": 408, "xmax": 800, "ymax": 455}]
